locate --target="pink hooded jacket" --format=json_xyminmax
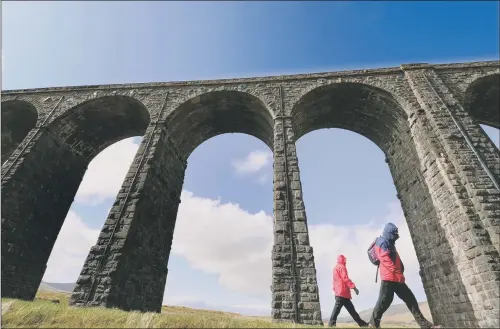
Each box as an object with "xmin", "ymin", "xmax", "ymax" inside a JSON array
[{"xmin": 332, "ymin": 255, "xmax": 356, "ymax": 299}]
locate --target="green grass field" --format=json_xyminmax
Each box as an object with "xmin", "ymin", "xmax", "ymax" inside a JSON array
[{"xmin": 1, "ymin": 291, "xmax": 416, "ymax": 328}]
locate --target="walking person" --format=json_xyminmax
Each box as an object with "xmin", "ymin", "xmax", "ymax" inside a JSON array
[
  {"xmin": 328, "ymin": 254, "xmax": 369, "ymax": 327},
  {"xmin": 368, "ymin": 223, "xmax": 441, "ymax": 328}
]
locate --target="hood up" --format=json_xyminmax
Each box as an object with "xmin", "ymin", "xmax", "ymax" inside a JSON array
[{"xmin": 382, "ymin": 222, "xmax": 400, "ymax": 242}]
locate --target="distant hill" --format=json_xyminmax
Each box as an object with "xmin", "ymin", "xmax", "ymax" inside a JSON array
[
  {"xmin": 38, "ymin": 281, "xmax": 76, "ymax": 293},
  {"xmin": 37, "ymin": 281, "xmax": 268, "ymax": 316},
  {"xmin": 329, "ymin": 301, "xmax": 431, "ymax": 326}
]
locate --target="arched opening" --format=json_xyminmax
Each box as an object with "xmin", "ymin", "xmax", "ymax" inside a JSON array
[
  {"xmin": 480, "ymin": 124, "xmax": 500, "ymax": 149},
  {"xmin": 69, "ymin": 90, "xmax": 276, "ymax": 312},
  {"xmin": 296, "ymin": 128, "xmax": 431, "ymax": 326},
  {"xmin": 41, "ymin": 136, "xmax": 144, "ymax": 289},
  {"xmin": 290, "ymin": 82, "xmax": 475, "ymax": 327},
  {"xmin": 464, "ymin": 73, "xmax": 500, "ymax": 181},
  {"xmin": 166, "ymin": 90, "xmax": 274, "ymax": 157},
  {"xmin": 163, "ymin": 133, "xmax": 274, "ymax": 316},
  {"xmin": 138, "ymin": 90, "xmax": 275, "ymax": 311},
  {"xmin": 1, "ymin": 100, "xmax": 38, "ymax": 162},
  {"xmin": 464, "ymin": 73, "xmax": 499, "ymax": 129},
  {"xmin": 1, "ymin": 96, "xmax": 150, "ymax": 300}
]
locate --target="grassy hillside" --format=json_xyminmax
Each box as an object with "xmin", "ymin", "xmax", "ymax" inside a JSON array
[{"xmin": 1, "ymin": 290, "xmax": 419, "ymax": 328}]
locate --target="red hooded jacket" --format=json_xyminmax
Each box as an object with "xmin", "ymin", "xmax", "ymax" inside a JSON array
[
  {"xmin": 374, "ymin": 223, "xmax": 405, "ymax": 283},
  {"xmin": 332, "ymin": 255, "xmax": 356, "ymax": 299}
]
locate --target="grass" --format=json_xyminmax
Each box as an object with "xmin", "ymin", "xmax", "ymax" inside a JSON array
[{"xmin": 1, "ymin": 291, "xmax": 416, "ymax": 328}]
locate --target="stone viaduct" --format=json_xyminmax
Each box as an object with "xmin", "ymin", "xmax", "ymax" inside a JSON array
[{"xmin": 1, "ymin": 61, "xmax": 499, "ymax": 328}]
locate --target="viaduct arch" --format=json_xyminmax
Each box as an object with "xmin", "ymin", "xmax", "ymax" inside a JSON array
[
  {"xmin": 1, "ymin": 61, "xmax": 499, "ymax": 328},
  {"xmin": 1, "ymin": 100, "xmax": 38, "ymax": 161},
  {"xmin": 464, "ymin": 73, "xmax": 499, "ymax": 128}
]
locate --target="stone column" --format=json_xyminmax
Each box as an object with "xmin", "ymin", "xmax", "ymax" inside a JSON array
[
  {"xmin": 271, "ymin": 107, "xmax": 322, "ymax": 324},
  {"xmin": 403, "ymin": 64, "xmax": 500, "ymax": 328},
  {"xmin": 69, "ymin": 109, "xmax": 187, "ymax": 313},
  {"xmin": 1, "ymin": 97, "xmax": 88, "ymax": 301}
]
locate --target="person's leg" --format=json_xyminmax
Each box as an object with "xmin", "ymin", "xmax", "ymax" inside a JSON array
[
  {"xmin": 394, "ymin": 283, "xmax": 434, "ymax": 328},
  {"xmin": 328, "ymin": 296, "xmax": 344, "ymax": 327},
  {"xmin": 343, "ymin": 299, "xmax": 369, "ymax": 327},
  {"xmin": 370, "ymin": 281, "xmax": 395, "ymax": 328}
]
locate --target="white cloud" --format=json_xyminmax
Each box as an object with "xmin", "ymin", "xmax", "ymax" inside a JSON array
[
  {"xmin": 43, "ymin": 210, "xmax": 100, "ymax": 283},
  {"xmin": 74, "ymin": 137, "xmax": 140, "ymax": 205},
  {"xmin": 172, "ymin": 191, "xmax": 274, "ymax": 297},
  {"xmin": 232, "ymin": 150, "xmax": 272, "ymax": 174}
]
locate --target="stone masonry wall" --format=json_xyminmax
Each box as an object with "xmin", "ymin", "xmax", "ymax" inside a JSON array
[
  {"xmin": 430, "ymin": 69, "xmax": 500, "ymax": 253},
  {"xmin": 406, "ymin": 67, "xmax": 500, "ymax": 250},
  {"xmin": 1, "ymin": 100, "xmax": 38, "ymax": 161},
  {"xmin": 1, "ymin": 128, "xmax": 87, "ymax": 300},
  {"xmin": 404, "ymin": 66, "xmax": 500, "ymax": 328},
  {"xmin": 393, "ymin": 100, "xmax": 480, "ymax": 327},
  {"xmin": 2, "ymin": 60, "xmax": 499, "ymax": 328},
  {"xmin": 272, "ymin": 113, "xmax": 322, "ymax": 325},
  {"xmin": 69, "ymin": 93, "xmax": 188, "ymax": 312},
  {"xmin": 69, "ymin": 121, "xmax": 187, "ymax": 310},
  {"xmin": 438, "ymin": 69, "xmax": 500, "ymax": 185},
  {"xmin": 384, "ymin": 124, "xmax": 470, "ymax": 327}
]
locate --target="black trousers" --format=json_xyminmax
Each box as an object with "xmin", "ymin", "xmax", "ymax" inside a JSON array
[
  {"xmin": 328, "ymin": 296, "xmax": 368, "ymax": 327},
  {"xmin": 370, "ymin": 281, "xmax": 434, "ymax": 328}
]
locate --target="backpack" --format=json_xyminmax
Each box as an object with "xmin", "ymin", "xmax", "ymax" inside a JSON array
[
  {"xmin": 367, "ymin": 238, "xmax": 380, "ymax": 266},
  {"xmin": 367, "ymin": 238, "xmax": 380, "ymax": 283}
]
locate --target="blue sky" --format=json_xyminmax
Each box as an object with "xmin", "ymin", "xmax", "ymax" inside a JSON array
[{"xmin": 2, "ymin": 1, "xmax": 499, "ymax": 320}]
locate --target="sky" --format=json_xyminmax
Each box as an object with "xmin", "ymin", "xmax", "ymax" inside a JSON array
[{"xmin": 2, "ymin": 1, "xmax": 499, "ymax": 320}]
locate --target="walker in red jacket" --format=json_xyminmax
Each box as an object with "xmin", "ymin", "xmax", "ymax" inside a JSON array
[
  {"xmin": 327, "ymin": 255, "xmax": 369, "ymax": 327},
  {"xmin": 369, "ymin": 223, "xmax": 441, "ymax": 329}
]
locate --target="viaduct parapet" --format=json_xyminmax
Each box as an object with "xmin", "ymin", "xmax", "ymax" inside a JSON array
[{"xmin": 1, "ymin": 61, "xmax": 499, "ymax": 327}]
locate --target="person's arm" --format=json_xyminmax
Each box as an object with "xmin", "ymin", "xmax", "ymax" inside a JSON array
[
  {"xmin": 332, "ymin": 267, "xmax": 336, "ymax": 292},
  {"xmin": 339, "ymin": 266, "xmax": 356, "ymax": 289},
  {"xmin": 377, "ymin": 244, "xmax": 397, "ymax": 273},
  {"xmin": 399, "ymin": 252, "xmax": 405, "ymax": 273}
]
